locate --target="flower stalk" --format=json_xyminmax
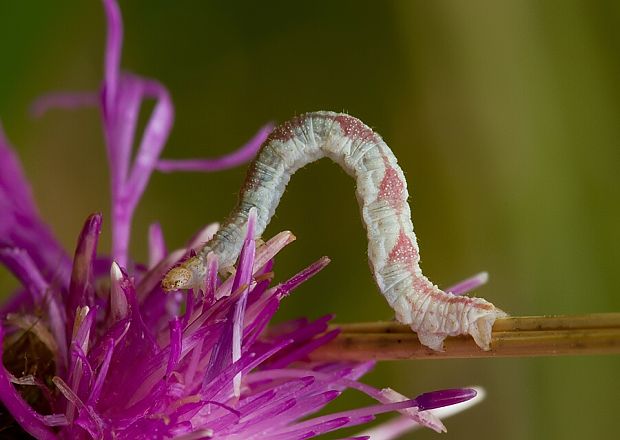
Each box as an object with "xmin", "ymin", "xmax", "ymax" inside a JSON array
[{"xmin": 312, "ymin": 313, "xmax": 620, "ymax": 361}]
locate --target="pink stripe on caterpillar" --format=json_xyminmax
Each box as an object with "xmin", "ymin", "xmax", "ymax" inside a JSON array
[
  {"xmin": 334, "ymin": 114, "xmax": 379, "ymax": 143},
  {"xmin": 387, "ymin": 230, "xmax": 418, "ymax": 268},
  {"xmin": 162, "ymin": 111, "xmax": 505, "ymax": 351},
  {"xmin": 378, "ymin": 157, "xmax": 406, "ymax": 213}
]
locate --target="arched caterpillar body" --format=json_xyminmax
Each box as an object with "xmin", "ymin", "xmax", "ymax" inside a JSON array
[{"xmin": 162, "ymin": 111, "xmax": 505, "ymax": 350}]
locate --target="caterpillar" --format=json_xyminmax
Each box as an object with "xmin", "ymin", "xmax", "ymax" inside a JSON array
[{"xmin": 162, "ymin": 111, "xmax": 505, "ymax": 351}]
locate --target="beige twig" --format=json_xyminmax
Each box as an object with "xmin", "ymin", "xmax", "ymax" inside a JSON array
[{"xmin": 309, "ymin": 313, "xmax": 620, "ymax": 361}]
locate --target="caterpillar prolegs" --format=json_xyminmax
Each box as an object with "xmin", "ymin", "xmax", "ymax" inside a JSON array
[{"xmin": 162, "ymin": 111, "xmax": 506, "ymax": 351}]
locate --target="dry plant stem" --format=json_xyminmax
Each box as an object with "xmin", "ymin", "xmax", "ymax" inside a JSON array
[{"xmin": 310, "ymin": 313, "xmax": 620, "ymax": 361}]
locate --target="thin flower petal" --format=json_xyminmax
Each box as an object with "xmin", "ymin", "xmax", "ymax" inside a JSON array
[
  {"xmin": 0, "ymin": 247, "xmax": 49, "ymax": 302},
  {"xmin": 106, "ymin": 73, "xmax": 144, "ymax": 191},
  {"xmin": 173, "ymin": 430, "xmax": 214, "ymax": 440},
  {"xmin": 217, "ymin": 231, "xmax": 295, "ymax": 299},
  {"xmin": 110, "ymin": 261, "xmax": 129, "ymax": 322},
  {"xmin": 67, "ymin": 214, "xmax": 102, "ymax": 331},
  {"xmin": 378, "ymin": 388, "xmax": 445, "ymax": 433},
  {"xmin": 30, "ymin": 91, "xmax": 99, "ymax": 117},
  {"xmin": 267, "ymin": 400, "xmax": 420, "ymax": 438},
  {"xmin": 101, "ymin": 0, "xmax": 123, "ymax": 115},
  {"xmin": 231, "ymin": 208, "xmax": 257, "ymax": 396},
  {"xmin": 268, "ymin": 329, "xmax": 340, "ymax": 369},
  {"xmin": 414, "ymin": 388, "xmax": 478, "ymax": 411},
  {"xmin": 147, "ymin": 222, "xmax": 166, "ymax": 269},
  {"xmin": 52, "ymin": 376, "xmax": 104, "ymax": 438},
  {"xmin": 0, "ymin": 123, "xmax": 42, "ymax": 219},
  {"xmin": 279, "ymin": 256, "xmax": 331, "ymax": 297},
  {"xmin": 167, "ymin": 318, "xmax": 182, "ymax": 376},
  {"xmin": 445, "ymin": 272, "xmax": 489, "ymax": 296},
  {"xmin": 69, "ymin": 342, "xmax": 95, "ymax": 401},
  {"xmin": 356, "ymin": 387, "xmax": 486, "ymax": 439},
  {"xmin": 156, "ymin": 123, "xmax": 273, "ymax": 173},
  {"xmin": 204, "ymin": 252, "xmax": 219, "ymax": 302},
  {"xmin": 124, "ymin": 79, "xmax": 174, "ymax": 210},
  {"xmin": 202, "ymin": 339, "xmax": 293, "ymax": 399},
  {"xmin": 88, "ymin": 337, "xmax": 114, "ymax": 405},
  {"xmin": 110, "ymin": 76, "xmax": 174, "ymax": 266}
]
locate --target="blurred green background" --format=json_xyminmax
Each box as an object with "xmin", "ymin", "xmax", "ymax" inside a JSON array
[{"xmin": 1, "ymin": 1, "xmax": 619, "ymax": 438}]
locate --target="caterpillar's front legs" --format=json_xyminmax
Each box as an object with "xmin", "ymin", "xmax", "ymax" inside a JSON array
[{"xmin": 162, "ymin": 256, "xmax": 206, "ymax": 291}]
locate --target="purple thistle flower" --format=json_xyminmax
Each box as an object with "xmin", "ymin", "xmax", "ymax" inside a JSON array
[{"xmin": 1, "ymin": 1, "xmax": 482, "ymax": 438}]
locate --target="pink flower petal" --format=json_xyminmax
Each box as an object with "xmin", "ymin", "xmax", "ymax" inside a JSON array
[
  {"xmin": 445, "ymin": 271, "xmax": 489, "ymax": 296},
  {"xmin": 67, "ymin": 213, "xmax": 102, "ymax": 331},
  {"xmin": 156, "ymin": 123, "xmax": 273, "ymax": 173},
  {"xmin": 30, "ymin": 91, "xmax": 99, "ymax": 117},
  {"xmin": 102, "ymin": 0, "xmax": 123, "ymax": 115},
  {"xmin": 147, "ymin": 222, "xmax": 167, "ymax": 269}
]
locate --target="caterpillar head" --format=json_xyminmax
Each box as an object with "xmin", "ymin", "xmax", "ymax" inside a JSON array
[{"xmin": 161, "ymin": 256, "xmax": 205, "ymax": 291}]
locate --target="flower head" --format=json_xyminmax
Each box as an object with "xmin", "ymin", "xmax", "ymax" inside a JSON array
[{"xmin": 1, "ymin": 1, "xmax": 480, "ymax": 438}]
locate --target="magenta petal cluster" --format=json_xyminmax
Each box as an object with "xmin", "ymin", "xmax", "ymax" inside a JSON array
[{"xmin": 1, "ymin": 1, "xmax": 478, "ymax": 439}]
